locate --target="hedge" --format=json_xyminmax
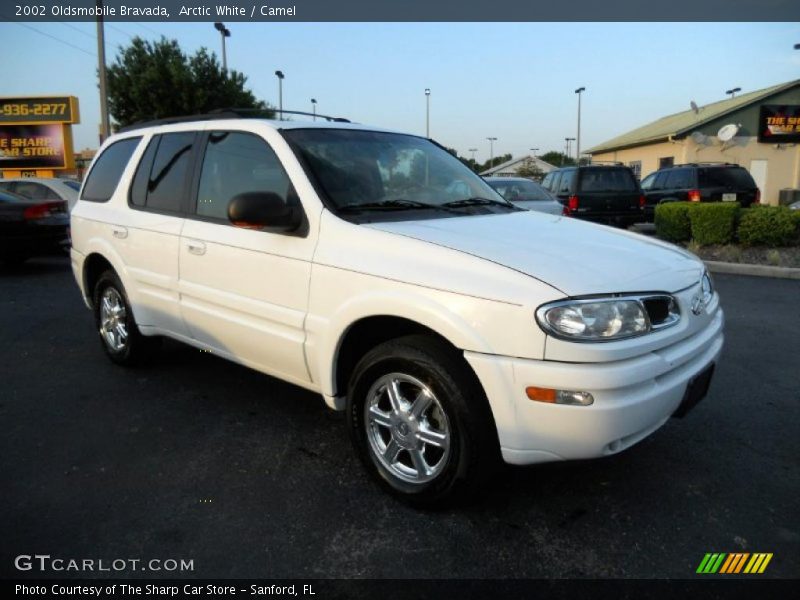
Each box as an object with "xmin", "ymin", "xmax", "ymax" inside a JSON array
[
  {"xmin": 654, "ymin": 202, "xmax": 692, "ymax": 242},
  {"xmin": 689, "ymin": 202, "xmax": 740, "ymax": 245},
  {"xmin": 737, "ymin": 206, "xmax": 797, "ymax": 247}
]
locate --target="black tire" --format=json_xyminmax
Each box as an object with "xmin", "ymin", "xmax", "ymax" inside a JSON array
[
  {"xmin": 93, "ymin": 269, "xmax": 160, "ymax": 366},
  {"xmin": 347, "ymin": 334, "xmax": 499, "ymax": 507}
]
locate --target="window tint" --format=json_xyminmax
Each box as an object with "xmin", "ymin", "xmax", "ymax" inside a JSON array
[
  {"xmin": 664, "ymin": 168, "xmax": 693, "ymax": 189},
  {"xmin": 196, "ymin": 132, "xmax": 292, "ymax": 220},
  {"xmin": 653, "ymin": 172, "xmax": 669, "ymax": 190},
  {"xmin": 145, "ymin": 132, "xmax": 195, "ymax": 212},
  {"xmin": 82, "ymin": 137, "xmax": 141, "ymax": 202},
  {"xmin": 129, "ymin": 136, "xmax": 160, "ymax": 207},
  {"xmin": 16, "ymin": 182, "xmax": 61, "ymax": 200},
  {"xmin": 578, "ymin": 168, "xmax": 637, "ymax": 192},
  {"xmin": 640, "ymin": 173, "xmax": 657, "ymax": 190},
  {"xmin": 698, "ymin": 167, "xmax": 756, "ymax": 189},
  {"xmin": 557, "ymin": 171, "xmax": 572, "ymax": 194}
]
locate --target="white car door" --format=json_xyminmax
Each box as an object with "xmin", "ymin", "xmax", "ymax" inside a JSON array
[
  {"xmin": 178, "ymin": 128, "xmax": 314, "ymax": 387},
  {"xmin": 111, "ymin": 131, "xmax": 195, "ymax": 338}
]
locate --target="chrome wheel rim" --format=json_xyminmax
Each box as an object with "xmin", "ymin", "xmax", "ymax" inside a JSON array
[
  {"xmin": 365, "ymin": 372, "xmax": 451, "ymax": 484},
  {"xmin": 99, "ymin": 287, "xmax": 128, "ymax": 352}
]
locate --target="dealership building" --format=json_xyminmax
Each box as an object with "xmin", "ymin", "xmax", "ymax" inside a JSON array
[{"xmin": 586, "ymin": 79, "xmax": 800, "ymax": 205}]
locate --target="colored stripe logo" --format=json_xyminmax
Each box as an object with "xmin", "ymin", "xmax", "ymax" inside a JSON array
[{"xmin": 697, "ymin": 553, "xmax": 773, "ymax": 574}]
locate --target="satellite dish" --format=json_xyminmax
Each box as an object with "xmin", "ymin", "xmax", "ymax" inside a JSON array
[
  {"xmin": 690, "ymin": 101, "xmax": 699, "ymax": 114},
  {"xmin": 717, "ymin": 123, "xmax": 740, "ymax": 142},
  {"xmin": 690, "ymin": 131, "xmax": 709, "ymax": 144}
]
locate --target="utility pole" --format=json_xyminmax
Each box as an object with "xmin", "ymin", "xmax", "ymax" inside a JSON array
[
  {"xmin": 575, "ymin": 87, "xmax": 585, "ymax": 163},
  {"xmin": 96, "ymin": 0, "xmax": 110, "ymax": 143},
  {"xmin": 275, "ymin": 70, "xmax": 284, "ymax": 120},
  {"xmin": 487, "ymin": 137, "xmax": 498, "ymax": 170}
]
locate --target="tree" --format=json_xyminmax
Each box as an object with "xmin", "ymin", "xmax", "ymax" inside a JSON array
[
  {"xmin": 515, "ymin": 158, "xmax": 544, "ymax": 181},
  {"xmin": 107, "ymin": 37, "xmax": 273, "ymax": 128},
  {"xmin": 539, "ymin": 151, "xmax": 576, "ymax": 167}
]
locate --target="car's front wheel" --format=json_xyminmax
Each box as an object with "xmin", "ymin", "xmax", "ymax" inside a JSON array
[
  {"xmin": 93, "ymin": 270, "xmax": 159, "ymax": 365},
  {"xmin": 347, "ymin": 335, "xmax": 498, "ymax": 507}
]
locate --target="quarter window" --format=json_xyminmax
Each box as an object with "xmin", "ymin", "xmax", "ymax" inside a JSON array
[
  {"xmin": 82, "ymin": 137, "xmax": 141, "ymax": 202},
  {"xmin": 196, "ymin": 131, "xmax": 293, "ymax": 221}
]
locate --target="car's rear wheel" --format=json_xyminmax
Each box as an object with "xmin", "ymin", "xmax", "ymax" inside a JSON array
[
  {"xmin": 93, "ymin": 270, "xmax": 159, "ymax": 365},
  {"xmin": 347, "ymin": 335, "xmax": 498, "ymax": 507}
]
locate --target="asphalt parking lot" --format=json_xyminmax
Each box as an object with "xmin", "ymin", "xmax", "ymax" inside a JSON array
[{"xmin": 1, "ymin": 257, "xmax": 798, "ymax": 579}]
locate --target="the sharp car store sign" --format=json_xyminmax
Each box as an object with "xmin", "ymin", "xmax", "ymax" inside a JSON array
[
  {"xmin": 0, "ymin": 96, "xmax": 79, "ymax": 177},
  {"xmin": 758, "ymin": 104, "xmax": 800, "ymax": 144}
]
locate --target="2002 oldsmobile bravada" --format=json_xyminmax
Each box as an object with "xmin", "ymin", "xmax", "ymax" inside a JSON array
[{"xmin": 70, "ymin": 114, "xmax": 723, "ymax": 505}]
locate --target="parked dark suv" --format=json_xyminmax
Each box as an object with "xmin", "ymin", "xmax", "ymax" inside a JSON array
[
  {"xmin": 541, "ymin": 164, "xmax": 643, "ymax": 227},
  {"xmin": 640, "ymin": 163, "xmax": 760, "ymax": 221}
]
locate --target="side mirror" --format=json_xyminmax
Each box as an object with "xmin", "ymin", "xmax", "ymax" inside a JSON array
[{"xmin": 227, "ymin": 191, "xmax": 301, "ymax": 232}]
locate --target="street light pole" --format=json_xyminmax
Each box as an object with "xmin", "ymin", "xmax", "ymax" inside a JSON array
[
  {"xmin": 275, "ymin": 70, "xmax": 284, "ymax": 120},
  {"xmin": 565, "ymin": 137, "xmax": 575, "ymax": 164},
  {"xmin": 214, "ymin": 22, "xmax": 231, "ymax": 71},
  {"xmin": 487, "ymin": 137, "xmax": 498, "ymax": 169},
  {"xmin": 96, "ymin": 0, "xmax": 110, "ymax": 143},
  {"xmin": 311, "ymin": 98, "xmax": 317, "ymax": 121},
  {"xmin": 575, "ymin": 86, "xmax": 585, "ymax": 163},
  {"xmin": 425, "ymin": 88, "xmax": 431, "ymax": 137},
  {"xmin": 530, "ymin": 147, "xmax": 539, "ymax": 157}
]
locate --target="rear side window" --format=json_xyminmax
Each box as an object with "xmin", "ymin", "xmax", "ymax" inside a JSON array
[
  {"xmin": 557, "ymin": 171, "xmax": 572, "ymax": 194},
  {"xmin": 578, "ymin": 168, "xmax": 637, "ymax": 192},
  {"xmin": 699, "ymin": 167, "xmax": 756, "ymax": 189},
  {"xmin": 14, "ymin": 182, "xmax": 59, "ymax": 200},
  {"xmin": 195, "ymin": 131, "xmax": 293, "ymax": 221},
  {"xmin": 541, "ymin": 172, "xmax": 554, "ymax": 190},
  {"xmin": 664, "ymin": 168, "xmax": 693, "ymax": 189},
  {"xmin": 82, "ymin": 137, "xmax": 141, "ymax": 202},
  {"xmin": 129, "ymin": 132, "xmax": 195, "ymax": 213}
]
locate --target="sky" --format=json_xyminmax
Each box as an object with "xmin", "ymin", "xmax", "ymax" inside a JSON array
[{"xmin": 2, "ymin": 21, "xmax": 799, "ymax": 162}]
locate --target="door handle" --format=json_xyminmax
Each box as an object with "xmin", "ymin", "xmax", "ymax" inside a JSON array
[
  {"xmin": 111, "ymin": 227, "xmax": 128, "ymax": 239},
  {"xmin": 186, "ymin": 241, "xmax": 206, "ymax": 256}
]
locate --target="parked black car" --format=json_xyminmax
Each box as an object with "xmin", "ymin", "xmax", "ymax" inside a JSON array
[
  {"xmin": 540, "ymin": 164, "xmax": 643, "ymax": 227},
  {"xmin": 0, "ymin": 189, "xmax": 70, "ymax": 266},
  {"xmin": 640, "ymin": 163, "xmax": 760, "ymax": 222}
]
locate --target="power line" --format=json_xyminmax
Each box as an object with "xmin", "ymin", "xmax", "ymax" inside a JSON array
[
  {"xmin": 13, "ymin": 22, "xmax": 95, "ymax": 57},
  {"xmin": 108, "ymin": 23, "xmax": 136, "ymax": 40}
]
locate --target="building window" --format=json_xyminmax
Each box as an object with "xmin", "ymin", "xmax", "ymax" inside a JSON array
[
  {"xmin": 659, "ymin": 157, "xmax": 674, "ymax": 169},
  {"xmin": 629, "ymin": 161, "xmax": 642, "ymax": 180}
]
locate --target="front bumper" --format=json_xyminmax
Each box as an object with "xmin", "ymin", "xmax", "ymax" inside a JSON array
[{"xmin": 465, "ymin": 307, "xmax": 724, "ymax": 465}]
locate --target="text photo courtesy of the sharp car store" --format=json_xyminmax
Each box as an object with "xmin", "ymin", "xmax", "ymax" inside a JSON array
[{"xmin": 0, "ymin": 96, "xmax": 79, "ymax": 178}]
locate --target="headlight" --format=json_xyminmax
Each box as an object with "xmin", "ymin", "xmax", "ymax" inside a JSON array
[
  {"xmin": 536, "ymin": 294, "xmax": 679, "ymax": 342},
  {"xmin": 701, "ymin": 272, "xmax": 714, "ymax": 304}
]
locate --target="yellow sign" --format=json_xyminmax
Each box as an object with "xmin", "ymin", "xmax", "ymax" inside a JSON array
[
  {"xmin": 0, "ymin": 96, "xmax": 80, "ymax": 124},
  {"xmin": 0, "ymin": 96, "xmax": 79, "ymax": 172}
]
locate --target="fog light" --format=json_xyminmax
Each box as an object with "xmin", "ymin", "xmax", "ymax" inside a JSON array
[{"xmin": 526, "ymin": 387, "xmax": 594, "ymax": 406}]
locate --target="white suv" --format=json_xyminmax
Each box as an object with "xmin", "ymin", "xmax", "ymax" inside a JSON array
[{"xmin": 70, "ymin": 115, "xmax": 724, "ymax": 505}]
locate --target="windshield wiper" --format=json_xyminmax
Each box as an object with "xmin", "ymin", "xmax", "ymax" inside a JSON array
[
  {"xmin": 443, "ymin": 197, "xmax": 518, "ymax": 210},
  {"xmin": 337, "ymin": 199, "xmax": 458, "ymax": 213}
]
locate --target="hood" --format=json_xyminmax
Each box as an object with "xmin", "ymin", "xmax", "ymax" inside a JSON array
[{"xmin": 366, "ymin": 212, "xmax": 704, "ymax": 296}]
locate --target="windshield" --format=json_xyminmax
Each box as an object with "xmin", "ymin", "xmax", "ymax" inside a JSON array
[
  {"xmin": 282, "ymin": 129, "xmax": 510, "ymax": 216},
  {"xmin": 488, "ymin": 179, "xmax": 552, "ymax": 201}
]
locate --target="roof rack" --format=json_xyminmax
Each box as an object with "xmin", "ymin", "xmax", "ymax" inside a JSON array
[
  {"xmin": 586, "ymin": 160, "xmax": 625, "ymax": 166},
  {"xmin": 674, "ymin": 162, "xmax": 739, "ymax": 167},
  {"xmin": 116, "ymin": 108, "xmax": 351, "ymax": 133}
]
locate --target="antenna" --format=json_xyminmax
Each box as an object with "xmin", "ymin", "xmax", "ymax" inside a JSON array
[
  {"xmin": 690, "ymin": 100, "xmax": 699, "ymax": 115},
  {"xmin": 690, "ymin": 131, "xmax": 709, "ymax": 145}
]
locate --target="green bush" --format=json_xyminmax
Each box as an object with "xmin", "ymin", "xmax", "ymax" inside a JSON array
[
  {"xmin": 737, "ymin": 206, "xmax": 797, "ymax": 247},
  {"xmin": 654, "ymin": 202, "xmax": 692, "ymax": 242},
  {"xmin": 689, "ymin": 202, "xmax": 740, "ymax": 246}
]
